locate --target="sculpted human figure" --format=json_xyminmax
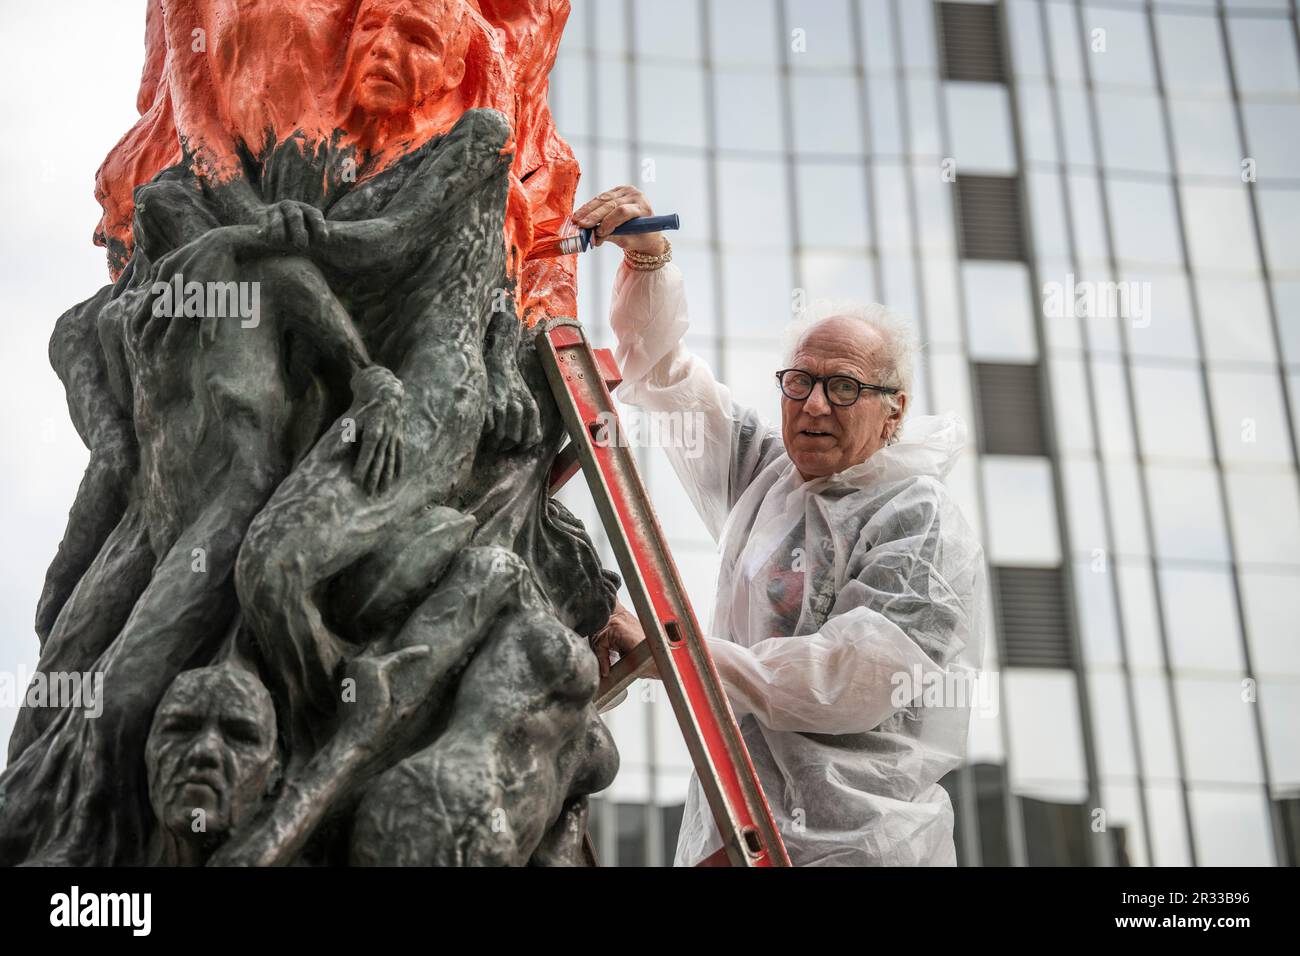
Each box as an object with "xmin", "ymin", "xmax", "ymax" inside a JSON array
[
  {"xmin": 234, "ymin": 0, "xmax": 540, "ymax": 760},
  {"xmin": 2, "ymin": 0, "xmax": 614, "ymax": 868},
  {"xmin": 146, "ymin": 665, "xmax": 279, "ymax": 865}
]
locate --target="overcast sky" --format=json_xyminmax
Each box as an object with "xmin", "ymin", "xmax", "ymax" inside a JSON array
[{"xmin": 0, "ymin": 1, "xmax": 150, "ymax": 759}]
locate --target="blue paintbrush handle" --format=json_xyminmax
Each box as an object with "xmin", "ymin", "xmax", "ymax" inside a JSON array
[
  {"xmin": 612, "ymin": 214, "xmax": 680, "ymax": 236},
  {"xmin": 579, "ymin": 214, "xmax": 680, "ymax": 251}
]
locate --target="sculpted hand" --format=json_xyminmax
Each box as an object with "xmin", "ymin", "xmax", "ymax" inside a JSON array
[
  {"xmin": 256, "ymin": 200, "xmax": 327, "ymax": 252},
  {"xmin": 350, "ymin": 365, "xmax": 406, "ymax": 496},
  {"xmin": 483, "ymin": 353, "xmax": 541, "ymax": 451}
]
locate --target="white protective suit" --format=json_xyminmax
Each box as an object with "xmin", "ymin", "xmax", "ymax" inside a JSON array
[{"xmin": 609, "ymin": 261, "xmax": 987, "ymax": 867}]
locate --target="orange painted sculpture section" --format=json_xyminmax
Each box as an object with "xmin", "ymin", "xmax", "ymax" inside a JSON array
[{"xmin": 94, "ymin": 0, "xmax": 578, "ymax": 324}]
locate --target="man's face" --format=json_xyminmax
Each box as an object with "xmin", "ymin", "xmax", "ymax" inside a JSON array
[
  {"xmin": 780, "ymin": 316, "xmax": 906, "ymax": 481},
  {"xmin": 346, "ymin": 0, "xmax": 469, "ymax": 116},
  {"xmin": 146, "ymin": 668, "xmax": 277, "ymax": 841}
]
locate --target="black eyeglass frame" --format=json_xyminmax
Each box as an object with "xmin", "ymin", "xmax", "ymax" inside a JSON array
[{"xmin": 774, "ymin": 368, "xmax": 900, "ymax": 407}]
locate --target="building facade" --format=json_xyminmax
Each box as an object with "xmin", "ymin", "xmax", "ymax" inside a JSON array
[{"xmin": 548, "ymin": 0, "xmax": 1300, "ymax": 866}]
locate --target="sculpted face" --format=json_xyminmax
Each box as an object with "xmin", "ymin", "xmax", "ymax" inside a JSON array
[
  {"xmin": 146, "ymin": 666, "xmax": 278, "ymax": 842},
  {"xmin": 780, "ymin": 316, "xmax": 907, "ymax": 481},
  {"xmin": 346, "ymin": 0, "xmax": 470, "ymax": 116}
]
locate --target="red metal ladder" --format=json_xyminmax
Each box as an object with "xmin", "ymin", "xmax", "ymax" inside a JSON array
[{"xmin": 536, "ymin": 317, "xmax": 790, "ymax": 868}]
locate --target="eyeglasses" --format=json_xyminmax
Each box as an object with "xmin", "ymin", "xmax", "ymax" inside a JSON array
[{"xmin": 775, "ymin": 368, "xmax": 899, "ymax": 408}]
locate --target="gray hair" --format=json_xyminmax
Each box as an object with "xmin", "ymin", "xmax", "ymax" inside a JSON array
[{"xmin": 782, "ymin": 300, "xmax": 917, "ymax": 427}]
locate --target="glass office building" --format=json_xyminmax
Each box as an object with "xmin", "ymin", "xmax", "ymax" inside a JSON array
[{"xmin": 548, "ymin": 0, "xmax": 1300, "ymax": 866}]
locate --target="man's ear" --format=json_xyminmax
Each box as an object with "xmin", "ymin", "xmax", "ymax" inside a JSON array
[
  {"xmin": 445, "ymin": 55, "xmax": 466, "ymax": 90},
  {"xmin": 884, "ymin": 392, "xmax": 907, "ymax": 442}
]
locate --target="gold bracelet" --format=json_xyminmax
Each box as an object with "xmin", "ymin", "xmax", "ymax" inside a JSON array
[{"xmin": 624, "ymin": 239, "xmax": 672, "ymax": 271}]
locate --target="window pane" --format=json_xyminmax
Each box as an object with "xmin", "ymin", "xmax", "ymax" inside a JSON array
[
  {"xmin": 1227, "ymin": 15, "xmax": 1300, "ymax": 94},
  {"xmin": 1057, "ymin": 84, "xmax": 1098, "ymax": 167},
  {"xmin": 1005, "ymin": 670, "xmax": 1089, "ymax": 803},
  {"xmin": 907, "ymin": 77, "xmax": 943, "ymax": 157},
  {"xmin": 1085, "ymin": 4, "xmax": 1156, "ymax": 88},
  {"xmin": 1260, "ymin": 678, "xmax": 1300, "ymax": 790},
  {"xmin": 1132, "ymin": 363, "xmax": 1213, "ymax": 463},
  {"xmin": 713, "ymin": 69, "xmax": 783, "ymax": 153},
  {"xmin": 1189, "ymin": 787, "xmax": 1276, "ymax": 865},
  {"xmin": 1133, "ymin": 675, "xmax": 1181, "ymax": 780},
  {"xmin": 1208, "ymin": 369, "xmax": 1293, "ymax": 466},
  {"xmin": 799, "ymin": 252, "xmax": 874, "ymax": 302},
  {"xmin": 1127, "ymin": 270, "xmax": 1200, "ymax": 361},
  {"xmin": 1169, "ymin": 98, "xmax": 1241, "ymax": 178},
  {"xmin": 1109, "ymin": 179, "xmax": 1181, "ymax": 269},
  {"xmin": 784, "ymin": 0, "xmax": 855, "ymax": 69},
  {"xmin": 1225, "ymin": 471, "xmax": 1300, "ymax": 566},
  {"xmin": 1067, "ymin": 171, "xmax": 1109, "ymax": 265},
  {"xmin": 1090, "ymin": 671, "xmax": 1138, "ymax": 776},
  {"xmin": 722, "ymin": 249, "xmax": 793, "ymax": 338},
  {"xmin": 1196, "ymin": 277, "xmax": 1277, "ymax": 363},
  {"xmin": 1147, "ymin": 465, "xmax": 1230, "ymax": 562},
  {"xmin": 1179, "ymin": 677, "xmax": 1266, "ymax": 785},
  {"xmin": 1051, "ymin": 358, "xmax": 1096, "ymax": 455},
  {"xmin": 962, "ymin": 262, "xmax": 1038, "ymax": 361},
  {"xmin": 983, "ymin": 456, "xmax": 1063, "ymax": 566},
  {"xmin": 1074, "ymin": 559, "xmax": 1121, "ymax": 666},
  {"xmin": 1096, "ymin": 91, "xmax": 1168, "ymax": 175},
  {"xmin": 1045, "ymin": 0, "xmax": 1085, "ymax": 83},
  {"xmin": 708, "ymin": 0, "xmax": 777, "ymax": 67},
  {"xmin": 636, "ymin": 62, "xmax": 705, "ymax": 148},
  {"xmin": 1256, "ymin": 188, "xmax": 1300, "ymax": 274},
  {"xmin": 946, "ymin": 82, "xmax": 1017, "ymax": 174},
  {"xmin": 1273, "ymin": 280, "xmax": 1300, "ymax": 365},
  {"xmin": 1155, "ymin": 11, "xmax": 1230, "ymax": 95},
  {"xmin": 1180, "ymin": 184, "xmax": 1262, "ymax": 277},
  {"xmin": 791, "ymin": 74, "xmax": 863, "ymax": 155},
  {"xmin": 634, "ymin": 0, "xmax": 700, "ymax": 59},
  {"xmin": 1006, "ymin": 0, "xmax": 1047, "ymax": 79},
  {"xmin": 1020, "ymin": 84, "xmax": 1058, "ymax": 165},
  {"xmin": 1160, "ymin": 567, "xmax": 1245, "ymax": 673},
  {"xmin": 717, "ymin": 159, "xmax": 789, "ymax": 250},
  {"xmin": 796, "ymin": 162, "xmax": 869, "ymax": 249},
  {"xmin": 1146, "ymin": 783, "xmax": 1192, "ymax": 865},
  {"xmin": 1241, "ymin": 102, "xmax": 1300, "ymax": 184},
  {"xmin": 1241, "ymin": 571, "xmax": 1300, "ymax": 677}
]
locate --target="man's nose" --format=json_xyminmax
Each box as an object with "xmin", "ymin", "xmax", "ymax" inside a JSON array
[
  {"xmin": 802, "ymin": 381, "xmax": 833, "ymax": 415},
  {"xmin": 187, "ymin": 728, "xmax": 223, "ymax": 768},
  {"xmin": 370, "ymin": 27, "xmax": 397, "ymax": 61}
]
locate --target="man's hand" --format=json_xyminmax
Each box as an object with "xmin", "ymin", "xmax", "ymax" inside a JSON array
[
  {"xmin": 350, "ymin": 365, "xmax": 406, "ymax": 496},
  {"xmin": 589, "ymin": 602, "xmax": 656, "ymax": 680},
  {"xmin": 572, "ymin": 186, "xmax": 666, "ymax": 257},
  {"xmin": 257, "ymin": 199, "xmax": 327, "ymax": 252}
]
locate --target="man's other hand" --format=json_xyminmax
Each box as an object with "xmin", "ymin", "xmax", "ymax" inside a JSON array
[{"xmin": 589, "ymin": 602, "xmax": 657, "ymax": 680}]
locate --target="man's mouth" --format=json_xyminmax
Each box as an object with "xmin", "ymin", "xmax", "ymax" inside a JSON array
[
  {"xmin": 176, "ymin": 771, "xmax": 224, "ymax": 795},
  {"xmin": 363, "ymin": 66, "xmax": 402, "ymax": 89}
]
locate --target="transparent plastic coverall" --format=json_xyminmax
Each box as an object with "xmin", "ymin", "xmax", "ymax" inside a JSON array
[{"xmin": 608, "ymin": 262, "xmax": 987, "ymax": 866}]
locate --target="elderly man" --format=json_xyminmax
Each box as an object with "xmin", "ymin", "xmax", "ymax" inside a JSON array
[{"xmin": 578, "ymin": 186, "xmax": 986, "ymax": 867}]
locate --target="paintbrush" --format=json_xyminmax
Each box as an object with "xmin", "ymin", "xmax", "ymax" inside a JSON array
[{"xmin": 527, "ymin": 213, "xmax": 680, "ymax": 261}]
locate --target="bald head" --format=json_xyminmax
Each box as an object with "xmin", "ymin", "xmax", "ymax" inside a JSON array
[{"xmin": 779, "ymin": 303, "xmax": 914, "ymax": 481}]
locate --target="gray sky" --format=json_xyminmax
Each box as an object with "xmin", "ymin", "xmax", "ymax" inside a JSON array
[{"xmin": 0, "ymin": 1, "xmax": 149, "ymax": 760}]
